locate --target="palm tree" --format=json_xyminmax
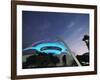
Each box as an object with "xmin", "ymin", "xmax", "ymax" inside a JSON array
[{"xmin": 82, "ymin": 35, "xmax": 89, "ymax": 50}]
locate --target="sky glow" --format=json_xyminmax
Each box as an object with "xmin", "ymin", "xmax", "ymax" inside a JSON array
[{"xmin": 22, "ymin": 11, "xmax": 89, "ymax": 55}]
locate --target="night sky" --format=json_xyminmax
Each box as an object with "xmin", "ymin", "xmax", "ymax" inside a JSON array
[{"xmin": 22, "ymin": 11, "xmax": 89, "ymax": 55}]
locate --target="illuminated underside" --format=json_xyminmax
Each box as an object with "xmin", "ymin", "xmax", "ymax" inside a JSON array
[{"xmin": 23, "ymin": 41, "xmax": 68, "ymax": 54}]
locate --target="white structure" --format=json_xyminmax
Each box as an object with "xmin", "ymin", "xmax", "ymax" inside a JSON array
[
  {"xmin": 54, "ymin": 52, "xmax": 74, "ymax": 66},
  {"xmin": 56, "ymin": 37, "xmax": 82, "ymax": 66}
]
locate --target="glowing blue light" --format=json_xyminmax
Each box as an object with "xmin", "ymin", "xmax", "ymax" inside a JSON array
[
  {"xmin": 41, "ymin": 50, "xmax": 61, "ymax": 54},
  {"xmin": 23, "ymin": 41, "xmax": 68, "ymax": 54}
]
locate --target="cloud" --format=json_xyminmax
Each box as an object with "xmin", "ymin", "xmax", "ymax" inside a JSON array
[
  {"xmin": 63, "ymin": 36, "xmax": 88, "ymax": 55},
  {"xmin": 67, "ymin": 21, "xmax": 75, "ymax": 29},
  {"xmin": 77, "ymin": 27, "xmax": 83, "ymax": 32},
  {"xmin": 60, "ymin": 21, "xmax": 75, "ymax": 37},
  {"xmin": 38, "ymin": 21, "xmax": 51, "ymax": 34}
]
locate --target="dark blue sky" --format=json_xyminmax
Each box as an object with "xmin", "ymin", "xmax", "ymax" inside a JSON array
[{"xmin": 22, "ymin": 11, "xmax": 89, "ymax": 55}]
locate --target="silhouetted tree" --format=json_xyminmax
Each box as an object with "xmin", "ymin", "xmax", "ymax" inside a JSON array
[
  {"xmin": 76, "ymin": 52, "xmax": 89, "ymax": 66},
  {"xmin": 82, "ymin": 35, "xmax": 89, "ymax": 50},
  {"xmin": 23, "ymin": 50, "xmax": 60, "ymax": 68}
]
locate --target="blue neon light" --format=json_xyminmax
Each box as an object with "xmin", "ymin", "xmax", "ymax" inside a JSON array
[
  {"xmin": 23, "ymin": 41, "xmax": 68, "ymax": 54},
  {"xmin": 41, "ymin": 50, "xmax": 62, "ymax": 54}
]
